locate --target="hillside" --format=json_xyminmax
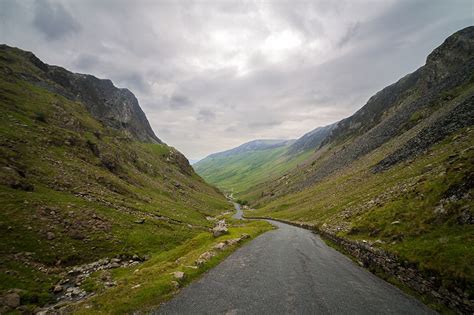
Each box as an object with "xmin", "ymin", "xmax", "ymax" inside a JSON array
[
  {"xmin": 201, "ymin": 27, "xmax": 474, "ymax": 312},
  {"xmin": 194, "ymin": 139, "xmax": 308, "ymax": 197},
  {"xmin": 0, "ymin": 45, "xmax": 272, "ymax": 313},
  {"xmin": 248, "ymin": 27, "xmax": 474, "ymax": 312},
  {"xmin": 194, "ymin": 125, "xmax": 337, "ymax": 197}
]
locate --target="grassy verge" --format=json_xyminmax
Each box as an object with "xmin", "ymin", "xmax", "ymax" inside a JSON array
[{"xmin": 70, "ymin": 220, "xmax": 273, "ymax": 314}]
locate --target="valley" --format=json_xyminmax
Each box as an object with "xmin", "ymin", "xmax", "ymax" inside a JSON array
[
  {"xmin": 0, "ymin": 44, "xmax": 273, "ymax": 313},
  {"xmin": 0, "ymin": 9, "xmax": 472, "ymax": 315},
  {"xmin": 195, "ymin": 27, "xmax": 474, "ymax": 313}
]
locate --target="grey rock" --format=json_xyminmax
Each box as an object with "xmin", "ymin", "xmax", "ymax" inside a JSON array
[
  {"xmin": 172, "ymin": 271, "xmax": 185, "ymax": 281},
  {"xmin": 53, "ymin": 285, "xmax": 63, "ymax": 293},
  {"xmin": 1, "ymin": 292, "xmax": 20, "ymax": 308}
]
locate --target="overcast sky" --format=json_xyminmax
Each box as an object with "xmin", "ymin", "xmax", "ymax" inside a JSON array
[{"xmin": 0, "ymin": 0, "xmax": 472, "ymax": 160}]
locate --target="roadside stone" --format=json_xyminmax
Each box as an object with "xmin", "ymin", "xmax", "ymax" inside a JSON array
[
  {"xmin": 212, "ymin": 220, "xmax": 229, "ymax": 237},
  {"xmin": 195, "ymin": 251, "xmax": 216, "ymax": 266},
  {"xmin": 213, "ymin": 242, "xmax": 227, "ymax": 251},
  {"xmin": 240, "ymin": 233, "xmax": 250, "ymax": 240},
  {"xmin": 195, "ymin": 259, "xmax": 206, "ymax": 266},
  {"xmin": 172, "ymin": 271, "xmax": 185, "ymax": 281},
  {"xmin": 171, "ymin": 281, "xmax": 180, "ymax": 289},
  {"xmin": 213, "ymin": 226, "xmax": 228, "ymax": 237}
]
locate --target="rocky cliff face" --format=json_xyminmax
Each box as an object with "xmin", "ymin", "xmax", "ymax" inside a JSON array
[
  {"xmin": 3, "ymin": 44, "xmax": 161, "ymax": 144},
  {"xmin": 323, "ymin": 27, "xmax": 474, "ymax": 149},
  {"xmin": 298, "ymin": 26, "xmax": 474, "ymax": 189}
]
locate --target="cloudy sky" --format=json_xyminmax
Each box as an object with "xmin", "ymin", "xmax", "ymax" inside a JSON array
[{"xmin": 0, "ymin": 0, "xmax": 472, "ymax": 160}]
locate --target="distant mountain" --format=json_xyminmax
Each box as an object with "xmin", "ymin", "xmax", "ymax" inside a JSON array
[
  {"xmin": 207, "ymin": 139, "xmax": 294, "ymax": 159},
  {"xmin": 194, "ymin": 131, "xmax": 339, "ymax": 196},
  {"xmin": 194, "ymin": 139, "xmax": 308, "ymax": 195},
  {"xmin": 0, "ymin": 44, "xmax": 228, "ymax": 310},
  {"xmin": 188, "ymin": 158, "xmax": 201, "ymax": 165},
  {"xmin": 287, "ymin": 123, "xmax": 337, "ymax": 155}
]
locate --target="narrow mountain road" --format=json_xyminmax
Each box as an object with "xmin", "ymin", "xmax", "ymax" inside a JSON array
[
  {"xmin": 156, "ymin": 218, "xmax": 434, "ymax": 314},
  {"xmin": 231, "ymin": 203, "xmax": 243, "ymax": 219}
]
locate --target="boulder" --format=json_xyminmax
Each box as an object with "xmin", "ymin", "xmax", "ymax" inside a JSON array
[
  {"xmin": 213, "ymin": 242, "xmax": 227, "ymax": 251},
  {"xmin": 46, "ymin": 232, "xmax": 55, "ymax": 240},
  {"xmin": 195, "ymin": 251, "xmax": 215, "ymax": 266},
  {"xmin": 212, "ymin": 226, "xmax": 228, "ymax": 237},
  {"xmin": 172, "ymin": 271, "xmax": 185, "ymax": 281},
  {"xmin": 53, "ymin": 285, "xmax": 63, "ymax": 293}
]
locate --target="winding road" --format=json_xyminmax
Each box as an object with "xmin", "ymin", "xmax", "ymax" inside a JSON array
[{"xmin": 156, "ymin": 207, "xmax": 434, "ymax": 315}]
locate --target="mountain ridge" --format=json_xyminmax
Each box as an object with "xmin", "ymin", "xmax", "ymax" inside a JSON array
[
  {"xmin": 0, "ymin": 43, "xmax": 243, "ymax": 312},
  {"xmin": 1, "ymin": 44, "xmax": 161, "ymax": 144}
]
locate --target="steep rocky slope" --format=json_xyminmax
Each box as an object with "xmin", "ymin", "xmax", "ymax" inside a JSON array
[
  {"xmin": 286, "ymin": 123, "xmax": 337, "ymax": 155},
  {"xmin": 22, "ymin": 47, "xmax": 160, "ymax": 144},
  {"xmin": 246, "ymin": 27, "xmax": 474, "ymax": 312},
  {"xmin": 253, "ymin": 26, "xmax": 474, "ymax": 201},
  {"xmin": 0, "ymin": 45, "xmax": 234, "ymax": 312}
]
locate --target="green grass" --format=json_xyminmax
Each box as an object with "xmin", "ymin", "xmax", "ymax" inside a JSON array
[
  {"xmin": 71, "ymin": 220, "xmax": 273, "ymax": 314},
  {"xmin": 0, "ymin": 45, "xmax": 233, "ymax": 311},
  {"xmin": 194, "ymin": 145, "xmax": 312, "ymax": 198}
]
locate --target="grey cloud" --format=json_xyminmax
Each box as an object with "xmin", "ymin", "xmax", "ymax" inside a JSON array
[
  {"xmin": 1, "ymin": 0, "xmax": 471, "ymax": 159},
  {"xmin": 116, "ymin": 72, "xmax": 150, "ymax": 94},
  {"xmin": 170, "ymin": 94, "xmax": 193, "ymax": 109},
  {"xmin": 337, "ymin": 22, "xmax": 360, "ymax": 48},
  {"xmin": 197, "ymin": 109, "xmax": 216, "ymax": 122},
  {"xmin": 73, "ymin": 53, "xmax": 99, "ymax": 70},
  {"xmin": 33, "ymin": 0, "xmax": 81, "ymax": 40}
]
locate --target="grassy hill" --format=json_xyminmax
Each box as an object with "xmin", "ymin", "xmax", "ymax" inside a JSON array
[
  {"xmin": 194, "ymin": 126, "xmax": 335, "ymax": 198},
  {"xmin": 194, "ymin": 143, "xmax": 313, "ymax": 198},
  {"xmin": 0, "ymin": 45, "xmax": 273, "ymax": 313}
]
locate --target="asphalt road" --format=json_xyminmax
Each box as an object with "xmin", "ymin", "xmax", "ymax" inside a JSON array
[
  {"xmin": 231, "ymin": 203, "xmax": 243, "ymax": 219},
  {"xmin": 155, "ymin": 219, "xmax": 434, "ymax": 315}
]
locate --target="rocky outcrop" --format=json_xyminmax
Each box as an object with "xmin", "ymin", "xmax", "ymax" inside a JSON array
[
  {"xmin": 273, "ymin": 26, "xmax": 474, "ymax": 194},
  {"xmin": 212, "ymin": 219, "xmax": 229, "ymax": 237},
  {"xmin": 0, "ymin": 44, "xmax": 161, "ymax": 144},
  {"xmin": 322, "ymin": 26, "xmax": 474, "ymax": 149},
  {"xmin": 373, "ymin": 95, "xmax": 474, "ymax": 172}
]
